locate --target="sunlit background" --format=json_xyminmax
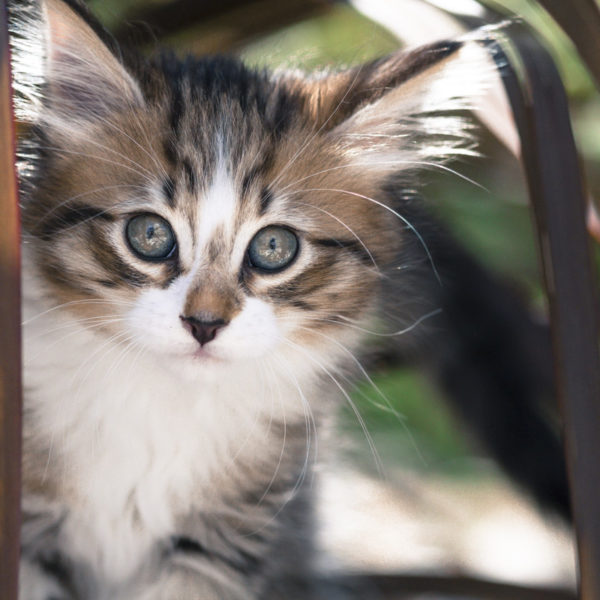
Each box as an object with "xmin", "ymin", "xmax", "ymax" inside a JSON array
[{"xmin": 85, "ymin": 0, "xmax": 600, "ymax": 590}]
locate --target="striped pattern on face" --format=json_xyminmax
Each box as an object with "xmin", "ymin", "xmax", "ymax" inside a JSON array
[
  {"xmin": 19, "ymin": 8, "xmax": 484, "ymax": 368},
  {"xmin": 22, "ymin": 51, "xmax": 406, "ymax": 365}
]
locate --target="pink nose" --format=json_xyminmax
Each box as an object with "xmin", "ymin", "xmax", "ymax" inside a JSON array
[{"xmin": 180, "ymin": 315, "xmax": 227, "ymax": 346}]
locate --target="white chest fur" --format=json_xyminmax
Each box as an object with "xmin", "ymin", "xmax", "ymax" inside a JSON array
[{"xmin": 22, "ymin": 295, "xmax": 318, "ymax": 582}]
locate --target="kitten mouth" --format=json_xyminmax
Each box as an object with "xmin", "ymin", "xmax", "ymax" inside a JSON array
[{"xmin": 189, "ymin": 346, "xmax": 225, "ymax": 363}]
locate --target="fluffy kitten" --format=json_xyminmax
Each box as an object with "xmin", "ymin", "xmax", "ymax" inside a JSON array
[{"xmin": 8, "ymin": 0, "xmax": 567, "ymax": 598}]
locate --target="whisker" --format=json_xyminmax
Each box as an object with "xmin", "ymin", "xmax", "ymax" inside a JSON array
[
  {"xmin": 102, "ymin": 336, "xmax": 144, "ymax": 383},
  {"xmin": 331, "ymin": 309, "xmax": 442, "ymax": 337},
  {"xmin": 269, "ymin": 65, "xmax": 365, "ymax": 188},
  {"xmin": 241, "ymin": 353, "xmax": 317, "ymax": 538},
  {"xmin": 255, "ymin": 357, "xmax": 288, "ymax": 506},
  {"xmin": 277, "ymin": 159, "xmax": 488, "ymax": 195},
  {"xmin": 276, "ymin": 308, "xmax": 441, "ymax": 338},
  {"xmin": 56, "ymin": 133, "xmax": 158, "ymax": 181},
  {"xmin": 227, "ymin": 360, "xmax": 271, "ymax": 467},
  {"xmin": 292, "ymin": 201, "xmax": 380, "ymax": 271},
  {"xmin": 282, "ymin": 338, "xmax": 385, "ymax": 478},
  {"xmin": 22, "ymin": 299, "xmax": 136, "ymax": 325},
  {"xmin": 286, "ymin": 186, "xmax": 443, "ymax": 285},
  {"xmin": 90, "ymin": 112, "xmax": 168, "ymax": 181},
  {"xmin": 24, "ymin": 319, "xmax": 131, "ymax": 364},
  {"xmin": 24, "ymin": 316, "xmax": 128, "ymax": 342},
  {"xmin": 295, "ymin": 325, "xmax": 428, "ymax": 467},
  {"xmin": 35, "ymin": 145, "xmax": 156, "ymax": 185},
  {"xmin": 70, "ymin": 330, "xmax": 135, "ymax": 390},
  {"xmin": 277, "ymin": 355, "xmax": 317, "ymax": 491},
  {"xmin": 30, "ymin": 184, "xmax": 149, "ymax": 234}
]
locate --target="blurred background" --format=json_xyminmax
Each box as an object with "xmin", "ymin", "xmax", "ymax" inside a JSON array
[{"xmin": 84, "ymin": 0, "xmax": 600, "ymax": 591}]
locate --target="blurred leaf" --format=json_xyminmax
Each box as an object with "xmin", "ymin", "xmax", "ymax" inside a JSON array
[
  {"xmin": 339, "ymin": 368, "xmax": 480, "ymax": 476},
  {"xmin": 240, "ymin": 4, "xmax": 399, "ymax": 70}
]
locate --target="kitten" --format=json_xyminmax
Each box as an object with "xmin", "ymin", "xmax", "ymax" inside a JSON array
[{"xmin": 8, "ymin": 0, "xmax": 567, "ymax": 598}]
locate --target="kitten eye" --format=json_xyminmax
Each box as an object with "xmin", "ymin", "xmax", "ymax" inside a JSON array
[
  {"xmin": 126, "ymin": 214, "xmax": 176, "ymax": 260},
  {"xmin": 248, "ymin": 226, "xmax": 299, "ymax": 272}
]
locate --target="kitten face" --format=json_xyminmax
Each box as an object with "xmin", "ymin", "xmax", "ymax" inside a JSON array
[
  {"xmin": 24, "ymin": 62, "xmax": 391, "ymax": 379},
  {"xmin": 15, "ymin": 0, "xmax": 484, "ymax": 383}
]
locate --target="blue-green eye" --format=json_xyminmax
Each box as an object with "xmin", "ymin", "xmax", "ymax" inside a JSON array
[
  {"xmin": 248, "ymin": 226, "xmax": 299, "ymax": 272},
  {"xmin": 126, "ymin": 214, "xmax": 176, "ymax": 260}
]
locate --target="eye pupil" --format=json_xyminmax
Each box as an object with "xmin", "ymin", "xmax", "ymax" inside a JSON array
[
  {"xmin": 126, "ymin": 214, "xmax": 176, "ymax": 261},
  {"xmin": 248, "ymin": 226, "xmax": 298, "ymax": 272}
]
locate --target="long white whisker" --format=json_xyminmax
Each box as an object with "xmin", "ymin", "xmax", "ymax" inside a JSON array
[
  {"xmin": 227, "ymin": 360, "xmax": 271, "ymax": 467},
  {"xmin": 35, "ymin": 145, "xmax": 156, "ymax": 185},
  {"xmin": 276, "ymin": 308, "xmax": 442, "ymax": 338},
  {"xmin": 270, "ymin": 65, "xmax": 365, "ymax": 188},
  {"xmin": 30, "ymin": 184, "xmax": 149, "ymax": 233},
  {"xmin": 292, "ymin": 201, "xmax": 380, "ymax": 271},
  {"xmin": 70, "ymin": 329, "xmax": 134, "ymax": 390},
  {"xmin": 22, "ymin": 298, "xmax": 136, "ymax": 325},
  {"xmin": 103, "ymin": 336, "xmax": 144, "ymax": 383},
  {"xmin": 255, "ymin": 357, "xmax": 288, "ymax": 506},
  {"xmin": 296, "ymin": 325, "xmax": 428, "ymax": 467},
  {"xmin": 332, "ymin": 309, "xmax": 442, "ymax": 337},
  {"xmin": 24, "ymin": 319, "xmax": 131, "ymax": 364},
  {"xmin": 275, "ymin": 355, "xmax": 317, "ymax": 492},
  {"xmin": 287, "ymin": 186, "xmax": 442, "ymax": 285},
  {"xmin": 24, "ymin": 316, "xmax": 128, "ymax": 342},
  {"xmin": 242, "ymin": 354, "xmax": 317, "ymax": 538},
  {"xmin": 90, "ymin": 112, "xmax": 168, "ymax": 180},
  {"xmin": 282, "ymin": 338, "xmax": 385, "ymax": 478},
  {"xmin": 63, "ymin": 134, "xmax": 158, "ymax": 181},
  {"xmin": 277, "ymin": 159, "xmax": 488, "ymax": 195}
]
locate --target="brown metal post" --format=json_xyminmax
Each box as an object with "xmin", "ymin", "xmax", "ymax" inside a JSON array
[
  {"xmin": 0, "ymin": 1, "xmax": 22, "ymax": 599},
  {"xmin": 492, "ymin": 29, "xmax": 600, "ymax": 599}
]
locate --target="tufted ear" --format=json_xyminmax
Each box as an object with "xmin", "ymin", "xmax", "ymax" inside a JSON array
[
  {"xmin": 9, "ymin": 0, "xmax": 143, "ymax": 127},
  {"xmin": 286, "ymin": 39, "xmax": 489, "ymax": 175}
]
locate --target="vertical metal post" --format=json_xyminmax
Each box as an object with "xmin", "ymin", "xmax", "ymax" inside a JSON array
[
  {"xmin": 494, "ymin": 28, "xmax": 600, "ymax": 599},
  {"xmin": 0, "ymin": 1, "xmax": 22, "ymax": 599}
]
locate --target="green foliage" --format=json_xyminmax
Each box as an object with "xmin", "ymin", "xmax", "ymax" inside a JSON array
[
  {"xmin": 241, "ymin": 4, "xmax": 399, "ymax": 70},
  {"xmin": 338, "ymin": 368, "xmax": 479, "ymax": 476}
]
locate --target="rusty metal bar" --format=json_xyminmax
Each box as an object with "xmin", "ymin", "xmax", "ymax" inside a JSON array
[
  {"xmin": 0, "ymin": 1, "xmax": 22, "ymax": 599},
  {"xmin": 339, "ymin": 573, "xmax": 576, "ymax": 600},
  {"xmin": 490, "ymin": 26, "xmax": 600, "ymax": 600}
]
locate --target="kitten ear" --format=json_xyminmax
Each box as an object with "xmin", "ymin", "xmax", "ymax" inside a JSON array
[
  {"xmin": 291, "ymin": 39, "xmax": 490, "ymax": 173},
  {"xmin": 9, "ymin": 0, "xmax": 143, "ymax": 126}
]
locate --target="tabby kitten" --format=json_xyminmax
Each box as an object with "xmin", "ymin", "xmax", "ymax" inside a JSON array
[{"xmin": 9, "ymin": 0, "xmax": 545, "ymax": 598}]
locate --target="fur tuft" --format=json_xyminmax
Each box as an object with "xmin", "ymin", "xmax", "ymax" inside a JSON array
[
  {"xmin": 7, "ymin": 0, "xmax": 46, "ymax": 123},
  {"xmin": 333, "ymin": 40, "xmax": 493, "ymax": 176}
]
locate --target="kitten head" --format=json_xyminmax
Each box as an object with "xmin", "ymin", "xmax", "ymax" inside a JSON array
[{"xmin": 13, "ymin": 0, "xmax": 486, "ymax": 381}]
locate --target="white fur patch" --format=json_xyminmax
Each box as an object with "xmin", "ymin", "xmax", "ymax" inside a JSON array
[
  {"xmin": 196, "ymin": 157, "xmax": 238, "ymax": 252},
  {"xmin": 8, "ymin": 0, "xmax": 46, "ymax": 123},
  {"xmin": 22, "ymin": 248, "xmax": 327, "ymax": 583}
]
